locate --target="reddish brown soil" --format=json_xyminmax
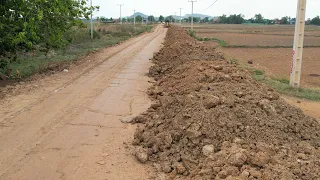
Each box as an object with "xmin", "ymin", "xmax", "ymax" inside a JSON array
[
  {"xmin": 195, "ymin": 30, "xmax": 320, "ymax": 37},
  {"xmin": 191, "ymin": 24, "xmax": 320, "ymax": 37},
  {"xmin": 197, "ymin": 33, "xmax": 320, "ymax": 46},
  {"xmin": 133, "ymin": 26, "xmax": 320, "ymax": 179},
  {"xmin": 221, "ymin": 48, "xmax": 320, "ymax": 88}
]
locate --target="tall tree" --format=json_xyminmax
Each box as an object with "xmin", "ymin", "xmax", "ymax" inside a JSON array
[
  {"xmin": 0, "ymin": 0, "xmax": 98, "ymax": 57},
  {"xmin": 310, "ymin": 16, "xmax": 320, "ymax": 25},
  {"xmin": 159, "ymin": 15, "xmax": 165, "ymax": 22},
  {"xmin": 218, "ymin": 14, "xmax": 244, "ymax": 24},
  {"xmin": 136, "ymin": 15, "xmax": 143, "ymax": 22},
  {"xmin": 253, "ymin": 14, "xmax": 264, "ymax": 23},
  {"xmin": 203, "ymin": 17, "xmax": 210, "ymax": 23},
  {"xmin": 148, "ymin": 15, "xmax": 155, "ymax": 23},
  {"xmin": 280, "ymin": 16, "xmax": 289, "ymax": 24}
]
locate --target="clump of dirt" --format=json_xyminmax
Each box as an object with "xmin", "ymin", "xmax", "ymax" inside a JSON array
[{"xmin": 133, "ymin": 26, "xmax": 320, "ymax": 179}]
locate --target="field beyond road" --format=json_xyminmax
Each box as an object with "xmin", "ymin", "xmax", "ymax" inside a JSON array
[{"xmin": 185, "ymin": 24, "xmax": 320, "ymax": 89}]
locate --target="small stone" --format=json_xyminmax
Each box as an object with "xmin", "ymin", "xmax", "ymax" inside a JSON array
[
  {"xmin": 204, "ymin": 96, "xmax": 221, "ymax": 109},
  {"xmin": 176, "ymin": 164, "xmax": 186, "ymax": 174},
  {"xmin": 248, "ymin": 60, "xmax": 253, "ymax": 64},
  {"xmin": 250, "ymin": 151, "xmax": 270, "ymax": 167},
  {"xmin": 161, "ymin": 163, "xmax": 172, "ymax": 173},
  {"xmin": 217, "ymin": 170, "xmax": 228, "ymax": 179},
  {"xmin": 202, "ymin": 145, "xmax": 215, "ymax": 156},
  {"xmin": 101, "ymin": 153, "xmax": 109, "ymax": 157},
  {"xmin": 155, "ymin": 173, "xmax": 167, "ymax": 180},
  {"xmin": 97, "ymin": 161, "xmax": 106, "ymax": 165},
  {"xmin": 228, "ymin": 152, "xmax": 247, "ymax": 167},
  {"xmin": 63, "ymin": 69, "xmax": 69, "ymax": 72},
  {"xmin": 120, "ymin": 116, "xmax": 134, "ymax": 123},
  {"xmin": 240, "ymin": 170, "xmax": 250, "ymax": 178},
  {"xmin": 135, "ymin": 147, "xmax": 148, "ymax": 163},
  {"xmin": 234, "ymin": 138, "xmax": 242, "ymax": 143},
  {"xmin": 297, "ymin": 100, "xmax": 302, "ymax": 103},
  {"xmin": 213, "ymin": 65, "xmax": 223, "ymax": 71}
]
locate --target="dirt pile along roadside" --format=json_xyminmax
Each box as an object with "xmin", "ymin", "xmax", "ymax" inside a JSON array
[{"xmin": 132, "ymin": 26, "xmax": 320, "ymax": 179}]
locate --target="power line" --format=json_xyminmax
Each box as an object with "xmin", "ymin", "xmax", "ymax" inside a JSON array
[{"xmin": 201, "ymin": 0, "xmax": 219, "ymax": 12}]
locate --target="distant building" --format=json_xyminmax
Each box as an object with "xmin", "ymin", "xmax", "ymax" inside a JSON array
[
  {"xmin": 212, "ymin": 17, "xmax": 220, "ymax": 23},
  {"xmin": 142, "ymin": 17, "xmax": 148, "ymax": 24},
  {"xmin": 274, "ymin": 19, "xmax": 281, "ymax": 24},
  {"xmin": 289, "ymin": 19, "xmax": 296, "ymax": 25}
]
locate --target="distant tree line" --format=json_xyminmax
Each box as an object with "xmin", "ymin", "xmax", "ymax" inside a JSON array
[
  {"xmin": 219, "ymin": 14, "xmax": 245, "ymax": 24},
  {"xmin": 100, "ymin": 13, "xmax": 320, "ymax": 26},
  {"xmin": 310, "ymin": 16, "xmax": 320, "ymax": 25}
]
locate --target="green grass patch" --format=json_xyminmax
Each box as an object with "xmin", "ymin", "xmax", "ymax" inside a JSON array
[
  {"xmin": 1, "ymin": 25, "xmax": 152, "ymax": 79},
  {"xmin": 222, "ymin": 45, "xmax": 320, "ymax": 48},
  {"xmin": 247, "ymin": 67, "xmax": 320, "ymax": 101},
  {"xmin": 265, "ymin": 79, "xmax": 320, "ymax": 101},
  {"xmin": 230, "ymin": 59, "xmax": 238, "ymax": 64},
  {"xmin": 188, "ymin": 30, "xmax": 228, "ymax": 47}
]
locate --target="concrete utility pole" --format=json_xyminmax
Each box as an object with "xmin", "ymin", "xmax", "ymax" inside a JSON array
[
  {"xmin": 90, "ymin": 0, "xmax": 93, "ymax": 39},
  {"xmin": 290, "ymin": 0, "xmax": 307, "ymax": 88},
  {"xmin": 174, "ymin": 12, "xmax": 177, "ymax": 23},
  {"xmin": 133, "ymin": 9, "xmax": 136, "ymax": 25},
  {"xmin": 179, "ymin": 8, "xmax": 183, "ymax": 25},
  {"xmin": 117, "ymin": 4, "xmax": 124, "ymax": 24},
  {"xmin": 188, "ymin": 0, "xmax": 197, "ymax": 31}
]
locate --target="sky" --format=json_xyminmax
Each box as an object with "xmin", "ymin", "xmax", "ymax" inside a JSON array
[{"xmin": 93, "ymin": 0, "xmax": 320, "ymax": 19}]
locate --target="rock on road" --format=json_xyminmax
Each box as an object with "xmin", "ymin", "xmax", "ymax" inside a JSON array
[{"xmin": 0, "ymin": 25, "xmax": 167, "ymax": 180}]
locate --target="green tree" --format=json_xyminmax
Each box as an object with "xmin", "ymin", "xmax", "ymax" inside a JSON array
[
  {"xmin": 188, "ymin": 17, "xmax": 200, "ymax": 23},
  {"xmin": 166, "ymin": 16, "xmax": 175, "ymax": 22},
  {"xmin": 159, "ymin": 15, "xmax": 165, "ymax": 22},
  {"xmin": 218, "ymin": 14, "xmax": 244, "ymax": 24},
  {"xmin": 203, "ymin": 17, "xmax": 210, "ymax": 23},
  {"xmin": 253, "ymin": 14, "xmax": 264, "ymax": 23},
  {"xmin": 280, "ymin": 16, "xmax": 289, "ymax": 24},
  {"xmin": 0, "ymin": 0, "xmax": 98, "ymax": 57},
  {"xmin": 219, "ymin": 15, "xmax": 228, "ymax": 24},
  {"xmin": 136, "ymin": 15, "xmax": 143, "ymax": 22},
  {"xmin": 148, "ymin": 15, "xmax": 155, "ymax": 23},
  {"xmin": 100, "ymin": 16, "xmax": 107, "ymax": 22},
  {"xmin": 310, "ymin": 16, "xmax": 320, "ymax": 25}
]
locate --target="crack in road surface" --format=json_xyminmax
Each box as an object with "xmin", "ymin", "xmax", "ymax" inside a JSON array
[{"xmin": 0, "ymin": 25, "xmax": 166, "ymax": 180}]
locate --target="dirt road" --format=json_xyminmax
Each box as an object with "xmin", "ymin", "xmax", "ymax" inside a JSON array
[{"xmin": 0, "ymin": 25, "xmax": 166, "ymax": 180}]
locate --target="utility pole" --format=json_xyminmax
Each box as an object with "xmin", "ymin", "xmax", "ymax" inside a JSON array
[
  {"xmin": 290, "ymin": 0, "xmax": 307, "ymax": 88},
  {"xmin": 90, "ymin": 0, "xmax": 93, "ymax": 39},
  {"xmin": 133, "ymin": 9, "xmax": 136, "ymax": 25},
  {"xmin": 174, "ymin": 12, "xmax": 177, "ymax": 23},
  {"xmin": 179, "ymin": 8, "xmax": 183, "ymax": 25},
  {"xmin": 117, "ymin": 4, "xmax": 124, "ymax": 24},
  {"xmin": 188, "ymin": 0, "xmax": 197, "ymax": 31}
]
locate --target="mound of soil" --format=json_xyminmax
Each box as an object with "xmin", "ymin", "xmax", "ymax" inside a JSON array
[{"xmin": 133, "ymin": 26, "xmax": 320, "ymax": 179}]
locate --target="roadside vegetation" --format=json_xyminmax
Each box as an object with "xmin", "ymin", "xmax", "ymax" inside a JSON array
[
  {"xmin": 1, "ymin": 24, "xmax": 152, "ymax": 79},
  {"xmin": 238, "ymin": 62, "xmax": 320, "ymax": 101},
  {"xmin": 0, "ymin": 1, "xmax": 152, "ymax": 79}
]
